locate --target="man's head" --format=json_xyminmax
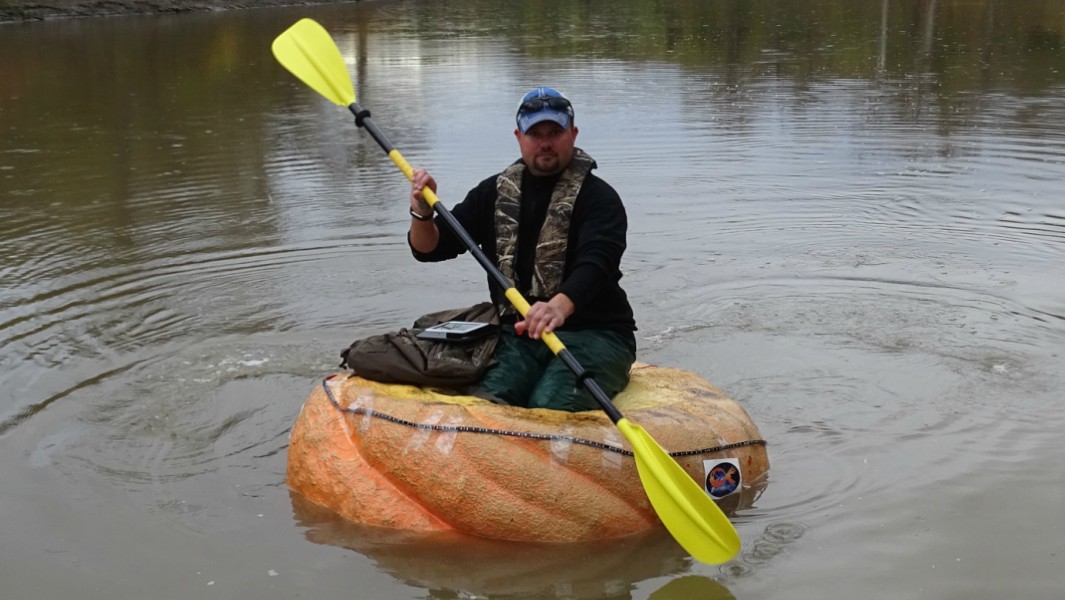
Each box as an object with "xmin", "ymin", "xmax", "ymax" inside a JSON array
[{"xmin": 514, "ymin": 87, "xmax": 579, "ymax": 177}]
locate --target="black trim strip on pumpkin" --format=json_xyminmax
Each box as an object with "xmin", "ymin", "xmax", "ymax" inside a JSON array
[{"xmin": 321, "ymin": 377, "xmax": 766, "ymax": 458}]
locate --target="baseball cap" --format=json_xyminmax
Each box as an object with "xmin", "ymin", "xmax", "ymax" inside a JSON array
[{"xmin": 515, "ymin": 87, "xmax": 574, "ymax": 133}]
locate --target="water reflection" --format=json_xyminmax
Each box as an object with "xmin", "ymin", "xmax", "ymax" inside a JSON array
[
  {"xmin": 647, "ymin": 576, "xmax": 735, "ymax": 600},
  {"xmin": 292, "ymin": 492, "xmax": 717, "ymax": 600}
]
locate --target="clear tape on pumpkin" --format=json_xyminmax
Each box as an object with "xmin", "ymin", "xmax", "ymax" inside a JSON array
[{"xmin": 321, "ymin": 376, "xmax": 766, "ymax": 458}]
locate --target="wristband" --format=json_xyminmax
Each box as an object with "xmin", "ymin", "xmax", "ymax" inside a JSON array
[{"xmin": 410, "ymin": 208, "xmax": 432, "ymax": 221}]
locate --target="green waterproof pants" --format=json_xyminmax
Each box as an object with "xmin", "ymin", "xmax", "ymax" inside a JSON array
[{"xmin": 479, "ymin": 325, "xmax": 637, "ymax": 412}]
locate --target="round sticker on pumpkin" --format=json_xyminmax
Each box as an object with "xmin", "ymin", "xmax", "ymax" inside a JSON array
[{"xmin": 703, "ymin": 459, "xmax": 741, "ymax": 498}]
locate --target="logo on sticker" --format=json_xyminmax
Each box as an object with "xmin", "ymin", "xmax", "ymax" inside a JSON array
[{"xmin": 703, "ymin": 459, "xmax": 741, "ymax": 498}]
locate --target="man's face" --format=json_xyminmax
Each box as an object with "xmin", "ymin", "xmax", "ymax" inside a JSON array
[{"xmin": 514, "ymin": 121, "xmax": 579, "ymax": 177}]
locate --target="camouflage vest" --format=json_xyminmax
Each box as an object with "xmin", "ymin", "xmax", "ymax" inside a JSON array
[{"xmin": 494, "ymin": 147, "xmax": 596, "ymax": 316}]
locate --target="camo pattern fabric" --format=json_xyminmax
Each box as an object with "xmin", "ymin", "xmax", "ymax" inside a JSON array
[{"xmin": 494, "ymin": 147, "xmax": 596, "ymax": 316}]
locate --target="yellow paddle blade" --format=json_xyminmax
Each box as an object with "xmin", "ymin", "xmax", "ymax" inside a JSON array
[
  {"xmin": 272, "ymin": 18, "xmax": 355, "ymax": 107},
  {"xmin": 618, "ymin": 419, "xmax": 741, "ymax": 564}
]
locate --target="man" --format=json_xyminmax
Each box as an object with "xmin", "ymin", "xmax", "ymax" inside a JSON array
[{"xmin": 407, "ymin": 87, "xmax": 636, "ymax": 412}]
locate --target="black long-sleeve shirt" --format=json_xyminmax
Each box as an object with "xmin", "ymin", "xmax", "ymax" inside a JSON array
[{"xmin": 410, "ymin": 168, "xmax": 636, "ymax": 341}]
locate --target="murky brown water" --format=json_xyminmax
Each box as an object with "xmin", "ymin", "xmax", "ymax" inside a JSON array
[{"xmin": 2, "ymin": 0, "xmax": 1065, "ymax": 598}]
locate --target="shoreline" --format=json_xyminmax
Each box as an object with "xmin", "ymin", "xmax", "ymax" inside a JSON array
[{"xmin": 0, "ymin": 0, "xmax": 352, "ymax": 22}]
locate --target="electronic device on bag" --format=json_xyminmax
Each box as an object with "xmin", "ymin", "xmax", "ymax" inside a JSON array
[{"xmin": 415, "ymin": 321, "xmax": 496, "ymax": 342}]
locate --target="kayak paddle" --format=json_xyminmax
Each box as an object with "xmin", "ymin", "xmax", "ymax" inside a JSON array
[{"xmin": 271, "ymin": 17, "xmax": 741, "ymax": 565}]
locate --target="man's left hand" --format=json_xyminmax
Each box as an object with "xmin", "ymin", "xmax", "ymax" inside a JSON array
[{"xmin": 515, "ymin": 293, "xmax": 575, "ymax": 339}]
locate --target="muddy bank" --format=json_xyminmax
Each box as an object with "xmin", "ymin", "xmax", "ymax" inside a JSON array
[{"xmin": 0, "ymin": 0, "xmax": 356, "ymax": 22}]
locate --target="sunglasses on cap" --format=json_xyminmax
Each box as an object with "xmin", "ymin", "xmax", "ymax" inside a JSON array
[{"xmin": 517, "ymin": 96, "xmax": 572, "ymax": 114}]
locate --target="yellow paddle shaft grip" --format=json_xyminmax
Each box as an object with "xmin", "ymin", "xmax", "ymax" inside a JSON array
[
  {"xmin": 504, "ymin": 288, "xmax": 565, "ymax": 354},
  {"xmin": 389, "ymin": 149, "xmax": 439, "ymax": 208}
]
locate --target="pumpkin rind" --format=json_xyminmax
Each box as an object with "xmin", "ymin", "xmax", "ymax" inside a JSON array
[{"xmin": 286, "ymin": 364, "xmax": 769, "ymax": 542}]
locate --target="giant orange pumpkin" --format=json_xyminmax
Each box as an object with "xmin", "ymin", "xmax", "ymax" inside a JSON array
[{"xmin": 287, "ymin": 363, "xmax": 769, "ymax": 542}]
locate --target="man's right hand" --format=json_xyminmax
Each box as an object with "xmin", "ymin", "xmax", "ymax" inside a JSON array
[
  {"xmin": 410, "ymin": 168, "xmax": 437, "ymax": 219},
  {"xmin": 408, "ymin": 168, "xmax": 441, "ymax": 254}
]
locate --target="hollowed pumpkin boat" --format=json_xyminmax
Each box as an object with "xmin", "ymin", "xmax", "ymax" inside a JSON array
[{"xmin": 286, "ymin": 363, "xmax": 769, "ymax": 542}]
